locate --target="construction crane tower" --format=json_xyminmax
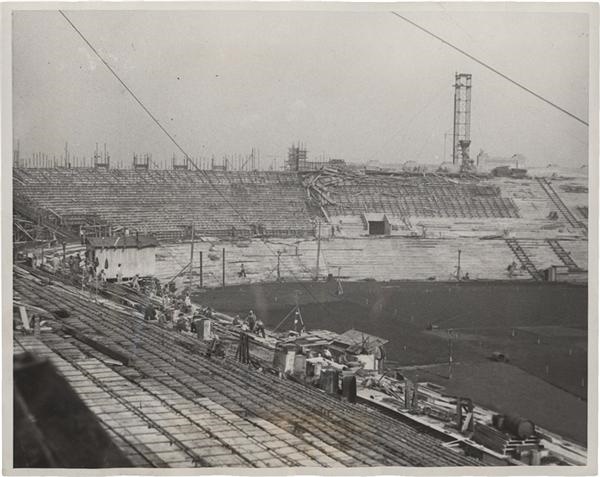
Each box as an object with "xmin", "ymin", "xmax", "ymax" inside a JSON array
[{"xmin": 452, "ymin": 73, "xmax": 472, "ymax": 168}]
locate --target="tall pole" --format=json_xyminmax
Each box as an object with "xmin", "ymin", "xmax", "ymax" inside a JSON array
[
  {"xmin": 189, "ymin": 224, "xmax": 194, "ymax": 290},
  {"xmin": 199, "ymin": 251, "xmax": 203, "ymax": 288},
  {"xmin": 315, "ymin": 219, "xmax": 321, "ymax": 280},
  {"xmin": 457, "ymin": 249, "xmax": 461, "ymax": 281},
  {"xmin": 277, "ymin": 251, "xmax": 281, "ymax": 281},
  {"xmin": 222, "ymin": 248, "xmax": 226, "ymax": 288},
  {"xmin": 452, "ymin": 73, "xmax": 458, "ymax": 165},
  {"xmin": 448, "ymin": 329, "xmax": 454, "ymax": 379},
  {"xmin": 444, "ymin": 132, "xmax": 452, "ymax": 163}
]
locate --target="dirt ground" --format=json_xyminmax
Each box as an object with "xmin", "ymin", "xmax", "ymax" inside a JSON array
[
  {"xmin": 194, "ymin": 279, "xmax": 588, "ymax": 444},
  {"xmin": 401, "ymin": 361, "xmax": 588, "ymax": 445}
]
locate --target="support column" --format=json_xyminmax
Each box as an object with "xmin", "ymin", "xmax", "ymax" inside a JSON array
[{"xmin": 199, "ymin": 251, "xmax": 203, "ymax": 288}]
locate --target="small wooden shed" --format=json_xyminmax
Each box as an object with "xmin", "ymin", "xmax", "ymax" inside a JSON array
[
  {"xmin": 86, "ymin": 235, "xmax": 159, "ymax": 280},
  {"xmin": 362, "ymin": 213, "xmax": 391, "ymax": 236}
]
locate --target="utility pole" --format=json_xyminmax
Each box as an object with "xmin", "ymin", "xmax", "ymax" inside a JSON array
[
  {"xmin": 199, "ymin": 251, "xmax": 203, "ymax": 288},
  {"xmin": 443, "ymin": 132, "xmax": 452, "ymax": 163},
  {"xmin": 448, "ymin": 329, "xmax": 454, "ymax": 379},
  {"xmin": 457, "ymin": 249, "xmax": 462, "ymax": 281},
  {"xmin": 189, "ymin": 224, "xmax": 194, "ymax": 291},
  {"xmin": 315, "ymin": 220, "xmax": 321, "ymax": 280},
  {"xmin": 222, "ymin": 248, "xmax": 226, "ymax": 288},
  {"xmin": 277, "ymin": 251, "xmax": 281, "ymax": 281}
]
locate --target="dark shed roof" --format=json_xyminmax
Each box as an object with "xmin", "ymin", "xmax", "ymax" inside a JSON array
[{"xmin": 86, "ymin": 235, "xmax": 159, "ymax": 249}]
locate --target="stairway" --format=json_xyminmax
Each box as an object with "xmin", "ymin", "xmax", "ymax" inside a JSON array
[
  {"xmin": 536, "ymin": 178, "xmax": 585, "ymax": 230},
  {"xmin": 547, "ymin": 239, "xmax": 582, "ymax": 271},
  {"xmin": 13, "ymin": 197, "xmax": 78, "ymax": 242},
  {"xmin": 505, "ymin": 238, "xmax": 542, "ymax": 280}
]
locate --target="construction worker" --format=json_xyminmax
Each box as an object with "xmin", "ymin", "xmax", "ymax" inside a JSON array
[
  {"xmin": 206, "ymin": 334, "xmax": 223, "ymax": 358},
  {"xmin": 144, "ymin": 303, "xmax": 156, "ymax": 321},
  {"xmin": 52, "ymin": 253, "xmax": 61, "ymax": 272},
  {"xmin": 374, "ymin": 345, "xmax": 386, "ymax": 373},
  {"xmin": 131, "ymin": 273, "xmax": 140, "ymax": 291},
  {"xmin": 293, "ymin": 309, "xmax": 306, "ymax": 334},
  {"xmin": 293, "ymin": 310, "xmax": 301, "ymax": 333},
  {"xmin": 232, "ymin": 314, "xmax": 241, "ymax": 326},
  {"xmin": 175, "ymin": 313, "xmax": 188, "ymax": 332},
  {"xmin": 255, "ymin": 319, "xmax": 266, "ymax": 338},
  {"xmin": 246, "ymin": 310, "xmax": 256, "ymax": 332}
]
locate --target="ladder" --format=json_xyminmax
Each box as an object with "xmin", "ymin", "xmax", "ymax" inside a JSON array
[
  {"xmin": 536, "ymin": 178, "xmax": 585, "ymax": 230},
  {"xmin": 546, "ymin": 239, "xmax": 583, "ymax": 271},
  {"xmin": 505, "ymin": 238, "xmax": 542, "ymax": 281}
]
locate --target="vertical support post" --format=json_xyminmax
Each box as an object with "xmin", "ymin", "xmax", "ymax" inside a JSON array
[
  {"xmin": 448, "ymin": 329, "xmax": 453, "ymax": 379},
  {"xmin": 315, "ymin": 220, "xmax": 321, "ymax": 280},
  {"xmin": 199, "ymin": 251, "xmax": 203, "ymax": 288},
  {"xmin": 189, "ymin": 224, "xmax": 194, "ymax": 291},
  {"xmin": 33, "ymin": 315, "xmax": 40, "ymax": 337},
  {"xmin": 222, "ymin": 248, "xmax": 225, "ymax": 288},
  {"xmin": 62, "ymin": 242, "xmax": 66, "ymax": 264},
  {"xmin": 457, "ymin": 249, "xmax": 461, "ymax": 281},
  {"xmin": 452, "ymin": 74, "xmax": 458, "ymax": 165},
  {"xmin": 277, "ymin": 251, "xmax": 281, "ymax": 281}
]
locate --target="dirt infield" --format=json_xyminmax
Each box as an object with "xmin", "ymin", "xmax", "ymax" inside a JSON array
[{"xmin": 194, "ymin": 279, "xmax": 588, "ymax": 443}]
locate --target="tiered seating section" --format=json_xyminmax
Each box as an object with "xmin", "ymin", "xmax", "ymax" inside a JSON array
[
  {"xmin": 155, "ymin": 237, "xmax": 528, "ymax": 285},
  {"xmin": 14, "ymin": 168, "xmax": 587, "ymax": 283},
  {"xmin": 13, "ymin": 168, "xmax": 314, "ymax": 239},
  {"xmin": 321, "ymin": 175, "xmax": 520, "ymax": 219},
  {"xmin": 14, "ymin": 272, "xmax": 482, "ymax": 468}
]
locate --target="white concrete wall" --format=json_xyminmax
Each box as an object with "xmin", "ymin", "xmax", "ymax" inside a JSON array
[{"xmin": 94, "ymin": 247, "xmax": 156, "ymax": 279}]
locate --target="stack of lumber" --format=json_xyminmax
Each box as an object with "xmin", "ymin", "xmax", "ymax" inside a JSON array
[{"xmin": 472, "ymin": 423, "xmax": 540, "ymax": 456}]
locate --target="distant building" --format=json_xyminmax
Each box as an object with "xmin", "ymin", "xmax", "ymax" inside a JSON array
[
  {"xmin": 286, "ymin": 143, "xmax": 346, "ymax": 171},
  {"xmin": 86, "ymin": 234, "xmax": 159, "ymax": 280},
  {"xmin": 477, "ymin": 151, "xmax": 526, "ymax": 172}
]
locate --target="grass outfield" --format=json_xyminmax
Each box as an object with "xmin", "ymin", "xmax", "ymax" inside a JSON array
[{"xmin": 194, "ymin": 280, "xmax": 588, "ymax": 443}]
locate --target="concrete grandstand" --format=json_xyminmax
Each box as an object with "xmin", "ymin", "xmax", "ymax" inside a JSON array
[{"xmin": 13, "ymin": 166, "xmax": 588, "ymax": 284}]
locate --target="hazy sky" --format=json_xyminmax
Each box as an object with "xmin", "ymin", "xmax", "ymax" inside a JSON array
[{"xmin": 12, "ymin": 6, "xmax": 591, "ymax": 168}]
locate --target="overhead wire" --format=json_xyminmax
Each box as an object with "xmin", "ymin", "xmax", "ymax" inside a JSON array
[
  {"xmin": 58, "ymin": 11, "xmax": 193, "ymax": 160},
  {"xmin": 366, "ymin": 81, "xmax": 450, "ymax": 164},
  {"xmin": 58, "ymin": 10, "xmax": 339, "ymax": 320},
  {"xmin": 390, "ymin": 11, "xmax": 589, "ymax": 127}
]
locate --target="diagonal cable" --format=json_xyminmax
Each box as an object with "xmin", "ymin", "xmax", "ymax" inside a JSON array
[
  {"xmin": 59, "ymin": 10, "xmax": 338, "ymax": 319},
  {"xmin": 390, "ymin": 11, "xmax": 588, "ymax": 127}
]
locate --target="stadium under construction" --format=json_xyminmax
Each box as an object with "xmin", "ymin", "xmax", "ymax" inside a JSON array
[
  {"xmin": 12, "ymin": 140, "xmax": 589, "ymax": 468},
  {"xmin": 9, "ymin": 8, "xmax": 592, "ymax": 472}
]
